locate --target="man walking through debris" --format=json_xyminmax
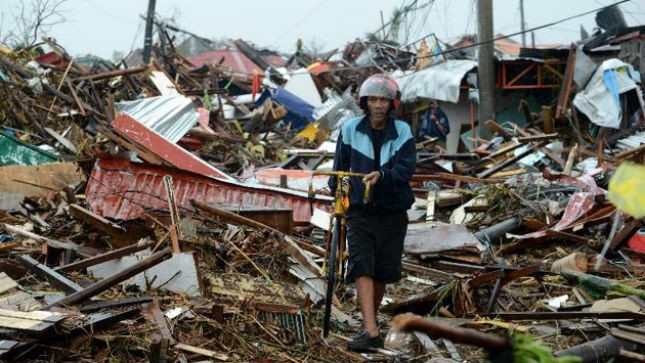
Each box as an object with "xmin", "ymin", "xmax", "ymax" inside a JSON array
[
  {"xmin": 329, "ymin": 73, "xmax": 416, "ymax": 352},
  {"xmin": 417, "ymin": 100, "xmax": 450, "ymax": 149}
]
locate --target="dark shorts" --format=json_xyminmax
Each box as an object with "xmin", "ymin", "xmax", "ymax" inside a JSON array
[{"xmin": 344, "ymin": 208, "xmax": 408, "ymax": 284}]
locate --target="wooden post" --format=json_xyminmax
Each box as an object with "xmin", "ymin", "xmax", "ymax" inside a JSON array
[{"xmin": 163, "ymin": 176, "xmax": 181, "ymax": 253}]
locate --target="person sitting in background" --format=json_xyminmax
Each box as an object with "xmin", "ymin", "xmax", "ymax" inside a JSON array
[{"xmin": 417, "ymin": 101, "xmax": 450, "ymax": 149}]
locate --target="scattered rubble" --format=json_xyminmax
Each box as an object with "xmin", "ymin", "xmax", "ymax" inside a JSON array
[{"xmin": 0, "ymin": 7, "xmax": 644, "ymax": 363}]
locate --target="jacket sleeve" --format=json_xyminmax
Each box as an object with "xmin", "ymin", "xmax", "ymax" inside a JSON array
[
  {"xmin": 417, "ymin": 111, "xmax": 428, "ymax": 139},
  {"xmin": 379, "ymin": 137, "xmax": 416, "ymax": 188},
  {"xmin": 328, "ymin": 131, "xmax": 350, "ymax": 192},
  {"xmin": 440, "ymin": 111, "xmax": 450, "ymax": 134}
]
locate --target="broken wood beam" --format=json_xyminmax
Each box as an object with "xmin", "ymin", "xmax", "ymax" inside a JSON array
[
  {"xmin": 519, "ymin": 99, "xmax": 534, "ymax": 127},
  {"xmin": 79, "ymin": 296, "xmax": 153, "ymax": 313},
  {"xmin": 142, "ymin": 299, "xmax": 176, "ymax": 346},
  {"xmin": 47, "ymin": 247, "xmax": 172, "ymax": 308},
  {"xmin": 73, "ymin": 65, "xmax": 147, "ymax": 82},
  {"xmin": 175, "ymin": 343, "xmax": 230, "ymax": 361},
  {"xmin": 54, "ymin": 240, "xmax": 154, "ymax": 273},
  {"xmin": 0, "ymin": 308, "xmax": 66, "ymax": 335},
  {"xmin": 163, "ymin": 176, "xmax": 181, "ymax": 253},
  {"xmin": 467, "ymin": 265, "xmax": 540, "ymax": 289},
  {"xmin": 391, "ymin": 313, "xmax": 508, "ymax": 351},
  {"xmin": 70, "ymin": 308, "xmax": 141, "ymax": 335},
  {"xmin": 17, "ymin": 255, "xmax": 83, "ymax": 294},
  {"xmin": 66, "ymin": 79, "xmax": 87, "ymax": 117},
  {"xmin": 619, "ymin": 348, "xmax": 645, "ymax": 362},
  {"xmin": 3, "ymin": 224, "xmax": 78, "ymax": 251},
  {"xmin": 68, "ymin": 204, "xmax": 126, "ymax": 240},
  {"xmin": 517, "ymin": 133, "xmax": 559, "ymax": 143},
  {"xmin": 401, "ymin": 262, "xmax": 455, "ymax": 284},
  {"xmin": 191, "ymin": 200, "xmax": 321, "ymax": 275},
  {"xmin": 192, "ymin": 200, "xmax": 275, "ymax": 232},
  {"xmin": 509, "ymin": 122, "xmax": 566, "ymax": 167},
  {"xmin": 555, "ymin": 44, "xmax": 577, "ymax": 120},
  {"xmin": 472, "ymin": 311, "xmax": 645, "ymax": 320},
  {"xmin": 484, "ymin": 120, "xmax": 512, "ymax": 139},
  {"xmin": 477, "ymin": 140, "xmax": 548, "ymax": 178},
  {"xmin": 381, "ymin": 287, "xmax": 442, "ymax": 314},
  {"xmin": 611, "ymin": 326, "xmax": 645, "ymax": 346},
  {"xmin": 411, "ymin": 173, "xmax": 503, "ymax": 185}
]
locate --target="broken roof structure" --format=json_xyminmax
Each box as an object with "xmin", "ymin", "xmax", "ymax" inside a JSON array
[{"xmin": 0, "ymin": 2, "xmax": 644, "ymax": 362}]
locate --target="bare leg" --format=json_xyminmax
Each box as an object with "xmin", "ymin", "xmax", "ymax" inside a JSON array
[
  {"xmin": 373, "ymin": 281, "xmax": 385, "ymax": 317},
  {"xmin": 356, "ymin": 276, "xmax": 378, "ymax": 337}
]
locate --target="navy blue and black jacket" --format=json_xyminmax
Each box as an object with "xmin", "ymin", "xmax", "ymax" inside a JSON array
[{"xmin": 329, "ymin": 115, "xmax": 417, "ymax": 212}]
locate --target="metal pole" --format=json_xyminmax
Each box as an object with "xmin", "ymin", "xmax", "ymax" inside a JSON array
[
  {"xmin": 477, "ymin": 0, "xmax": 495, "ymax": 139},
  {"xmin": 520, "ymin": 0, "xmax": 526, "ymax": 47},
  {"xmin": 142, "ymin": 0, "xmax": 157, "ymax": 64}
]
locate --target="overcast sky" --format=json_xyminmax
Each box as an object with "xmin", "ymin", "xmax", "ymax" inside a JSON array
[{"xmin": 0, "ymin": 0, "xmax": 644, "ymax": 59}]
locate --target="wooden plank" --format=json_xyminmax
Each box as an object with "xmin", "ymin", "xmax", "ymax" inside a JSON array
[
  {"xmin": 44, "ymin": 127, "xmax": 77, "ymax": 154},
  {"xmin": 508, "ymin": 122, "xmax": 566, "ymax": 167},
  {"xmin": 70, "ymin": 308, "xmax": 140, "ymax": 334},
  {"xmin": 237, "ymin": 208, "xmax": 294, "ymax": 234},
  {"xmin": 175, "ymin": 343, "xmax": 229, "ymax": 361},
  {"xmin": 0, "ymin": 291, "xmax": 41, "ymax": 311},
  {"xmin": 17, "ymin": 255, "xmax": 84, "ymax": 294},
  {"xmin": 0, "ymin": 273, "xmax": 18, "ymax": 295},
  {"xmin": 68, "ymin": 204, "xmax": 126, "ymax": 239},
  {"xmin": 0, "ymin": 315, "xmax": 51, "ymax": 332},
  {"xmin": 0, "ymin": 309, "xmax": 65, "ymax": 333},
  {"xmin": 555, "ymin": 44, "xmax": 577, "ymax": 119},
  {"xmin": 55, "ymin": 239, "xmax": 154, "ymax": 273},
  {"xmin": 517, "ymin": 133, "xmax": 559, "ymax": 142},
  {"xmin": 4, "ymin": 224, "xmax": 79, "ymax": 251},
  {"xmin": 0, "ymin": 309, "xmax": 64, "ymax": 323},
  {"xmin": 0, "ymin": 162, "xmax": 84, "ymax": 197},
  {"xmin": 79, "ymin": 296, "xmax": 153, "ymax": 313},
  {"xmin": 163, "ymin": 176, "xmax": 181, "ymax": 253},
  {"xmin": 477, "ymin": 141, "xmax": 548, "ymax": 178},
  {"xmin": 142, "ymin": 300, "xmax": 176, "ymax": 346}
]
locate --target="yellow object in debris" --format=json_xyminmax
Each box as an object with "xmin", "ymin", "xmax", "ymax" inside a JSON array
[
  {"xmin": 296, "ymin": 122, "xmax": 319, "ymax": 142},
  {"xmin": 470, "ymin": 317, "xmax": 529, "ymax": 332},
  {"xmin": 608, "ymin": 162, "xmax": 645, "ymax": 218},
  {"xmin": 0, "ymin": 45, "xmax": 12, "ymax": 55},
  {"xmin": 246, "ymin": 143, "xmax": 265, "ymax": 159}
]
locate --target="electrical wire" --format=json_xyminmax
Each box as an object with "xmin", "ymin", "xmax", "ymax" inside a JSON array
[
  {"xmin": 404, "ymin": 0, "xmax": 632, "ymax": 54},
  {"xmin": 463, "ymin": 0, "xmax": 476, "ymax": 36},
  {"xmin": 128, "ymin": 18, "xmax": 144, "ymax": 55},
  {"xmin": 267, "ymin": 0, "xmax": 327, "ymax": 51}
]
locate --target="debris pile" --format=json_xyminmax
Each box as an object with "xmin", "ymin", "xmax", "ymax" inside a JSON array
[{"xmin": 0, "ymin": 14, "xmax": 645, "ymax": 363}]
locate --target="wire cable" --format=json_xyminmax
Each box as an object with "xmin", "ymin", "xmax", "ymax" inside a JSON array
[
  {"xmin": 405, "ymin": 0, "xmax": 631, "ymax": 55},
  {"xmin": 267, "ymin": 0, "xmax": 327, "ymax": 51}
]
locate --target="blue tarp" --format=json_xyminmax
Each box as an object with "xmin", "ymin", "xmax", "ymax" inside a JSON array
[{"xmin": 256, "ymin": 87, "xmax": 315, "ymax": 130}]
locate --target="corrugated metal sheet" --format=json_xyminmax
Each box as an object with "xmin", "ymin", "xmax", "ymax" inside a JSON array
[
  {"xmin": 111, "ymin": 114, "xmax": 234, "ymax": 181},
  {"xmin": 615, "ymin": 130, "xmax": 645, "ymax": 150},
  {"xmin": 86, "ymin": 157, "xmax": 332, "ymax": 223},
  {"xmin": 115, "ymin": 95, "xmax": 198, "ymax": 144},
  {"xmin": 188, "ymin": 49, "xmax": 285, "ymax": 76},
  {"xmin": 189, "ymin": 50, "xmax": 262, "ymax": 75},
  {"xmin": 394, "ymin": 59, "xmax": 477, "ymax": 103},
  {"xmin": 312, "ymin": 90, "xmax": 362, "ymax": 130}
]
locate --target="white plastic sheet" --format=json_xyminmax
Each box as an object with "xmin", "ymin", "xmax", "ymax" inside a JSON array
[{"xmin": 572, "ymin": 59, "xmax": 642, "ymax": 129}]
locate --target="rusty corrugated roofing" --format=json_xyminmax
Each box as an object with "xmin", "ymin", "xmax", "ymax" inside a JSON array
[{"xmin": 86, "ymin": 157, "xmax": 331, "ymax": 223}]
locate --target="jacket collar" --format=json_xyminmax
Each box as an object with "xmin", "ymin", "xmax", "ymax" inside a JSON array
[{"xmin": 356, "ymin": 113, "xmax": 399, "ymax": 141}]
